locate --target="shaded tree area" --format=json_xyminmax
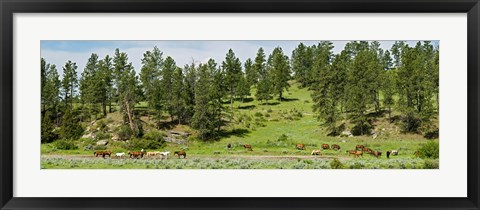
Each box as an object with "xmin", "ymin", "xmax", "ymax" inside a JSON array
[{"xmin": 304, "ymin": 41, "xmax": 439, "ymax": 135}]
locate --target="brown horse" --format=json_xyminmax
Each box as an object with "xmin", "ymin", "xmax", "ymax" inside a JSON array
[
  {"xmin": 243, "ymin": 144, "xmax": 253, "ymax": 151},
  {"xmin": 295, "ymin": 144, "xmax": 306, "ymax": 150},
  {"xmin": 371, "ymin": 151, "xmax": 382, "ymax": 158},
  {"xmin": 355, "ymin": 145, "xmax": 365, "ymax": 151},
  {"xmin": 321, "ymin": 144, "xmax": 330, "ymax": 150},
  {"xmin": 347, "ymin": 150, "xmax": 362, "ymax": 158},
  {"xmin": 174, "ymin": 151, "xmax": 187, "ymax": 159},
  {"xmin": 128, "ymin": 151, "xmax": 145, "ymax": 159},
  {"xmin": 331, "ymin": 144, "xmax": 341, "ymax": 150},
  {"xmin": 362, "ymin": 147, "xmax": 373, "ymax": 154},
  {"xmin": 94, "ymin": 151, "xmax": 112, "ymax": 158}
]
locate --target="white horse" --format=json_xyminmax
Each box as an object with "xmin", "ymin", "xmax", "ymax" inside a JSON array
[
  {"xmin": 115, "ymin": 152, "xmax": 125, "ymax": 157},
  {"xmin": 159, "ymin": 151, "xmax": 170, "ymax": 159}
]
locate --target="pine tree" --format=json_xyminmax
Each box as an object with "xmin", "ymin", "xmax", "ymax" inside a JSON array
[
  {"xmin": 171, "ymin": 66, "xmax": 187, "ymax": 124},
  {"xmin": 254, "ymin": 48, "xmax": 272, "ymax": 103},
  {"xmin": 61, "ymin": 60, "xmax": 78, "ymax": 109},
  {"xmin": 269, "ymin": 47, "xmax": 291, "ymax": 101},
  {"xmin": 191, "ymin": 64, "xmax": 215, "ymax": 140},
  {"xmin": 140, "ymin": 46, "xmax": 163, "ymax": 119},
  {"xmin": 207, "ymin": 59, "xmax": 226, "ymax": 132},
  {"xmin": 79, "ymin": 53, "xmax": 100, "ymax": 120},
  {"xmin": 59, "ymin": 108, "xmax": 84, "ymax": 140},
  {"xmin": 383, "ymin": 69, "xmax": 396, "ymax": 121},
  {"xmin": 310, "ymin": 42, "xmax": 340, "ymax": 134},
  {"xmin": 114, "ymin": 48, "xmax": 141, "ymax": 133},
  {"xmin": 41, "ymin": 58, "xmax": 61, "ymax": 121},
  {"xmin": 244, "ymin": 58, "xmax": 256, "ymax": 87},
  {"xmin": 222, "ymin": 49, "xmax": 242, "ymax": 106},
  {"xmin": 292, "ymin": 43, "xmax": 314, "ymax": 87},
  {"xmin": 183, "ymin": 62, "xmax": 197, "ymax": 123},
  {"xmin": 41, "ymin": 111, "xmax": 58, "ymax": 143},
  {"xmin": 345, "ymin": 48, "xmax": 375, "ymax": 135},
  {"xmin": 97, "ymin": 55, "xmax": 114, "ymax": 116},
  {"xmin": 162, "ymin": 56, "xmax": 176, "ymax": 120}
]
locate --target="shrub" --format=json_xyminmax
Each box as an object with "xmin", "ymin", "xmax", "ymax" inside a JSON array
[
  {"xmin": 423, "ymin": 159, "xmax": 439, "ymax": 169},
  {"xmin": 93, "ymin": 145, "xmax": 107, "ymax": 150},
  {"xmin": 424, "ymin": 129, "xmax": 439, "ymax": 139},
  {"xmin": 95, "ymin": 132, "xmax": 111, "ymax": 140},
  {"xmin": 277, "ymin": 134, "xmax": 288, "ymax": 142},
  {"xmin": 330, "ymin": 158, "xmax": 344, "ymax": 169},
  {"xmin": 94, "ymin": 119, "xmax": 108, "ymax": 132},
  {"xmin": 349, "ymin": 162, "xmax": 364, "ymax": 169},
  {"xmin": 125, "ymin": 138, "xmax": 165, "ymax": 150},
  {"xmin": 41, "ymin": 111, "xmax": 58, "ymax": 143},
  {"xmin": 143, "ymin": 130, "xmax": 166, "ymax": 142},
  {"xmin": 53, "ymin": 139, "xmax": 78, "ymax": 150},
  {"xmin": 254, "ymin": 112, "xmax": 264, "ymax": 117},
  {"xmin": 83, "ymin": 144, "xmax": 94, "ymax": 151},
  {"xmin": 401, "ymin": 111, "xmax": 422, "ymax": 133},
  {"xmin": 116, "ymin": 125, "xmax": 132, "ymax": 141},
  {"xmin": 267, "ymin": 108, "xmax": 273, "ymax": 113},
  {"xmin": 265, "ymin": 113, "xmax": 271, "ymax": 118},
  {"xmin": 59, "ymin": 109, "xmax": 84, "ymax": 140},
  {"xmin": 419, "ymin": 141, "xmax": 439, "ymax": 159}
]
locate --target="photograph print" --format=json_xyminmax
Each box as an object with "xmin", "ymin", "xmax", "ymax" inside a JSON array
[{"xmin": 40, "ymin": 40, "xmax": 439, "ymax": 169}]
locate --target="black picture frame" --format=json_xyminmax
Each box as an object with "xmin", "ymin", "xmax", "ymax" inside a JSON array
[{"xmin": 1, "ymin": 0, "xmax": 479, "ymax": 209}]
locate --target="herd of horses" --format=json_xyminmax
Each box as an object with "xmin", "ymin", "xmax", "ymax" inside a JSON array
[
  {"xmin": 92, "ymin": 143, "xmax": 412, "ymax": 160},
  {"xmin": 237, "ymin": 143, "xmax": 402, "ymax": 159},
  {"xmin": 93, "ymin": 149, "xmax": 187, "ymax": 159}
]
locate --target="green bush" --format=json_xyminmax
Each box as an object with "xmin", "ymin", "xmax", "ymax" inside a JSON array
[
  {"xmin": 59, "ymin": 109, "xmax": 84, "ymax": 140},
  {"xmin": 267, "ymin": 108, "xmax": 273, "ymax": 113},
  {"xmin": 125, "ymin": 138, "xmax": 164, "ymax": 150},
  {"xmin": 423, "ymin": 159, "xmax": 439, "ymax": 169},
  {"xmin": 93, "ymin": 145, "xmax": 107, "ymax": 150},
  {"xmin": 254, "ymin": 112, "xmax": 264, "ymax": 117},
  {"xmin": 94, "ymin": 119, "xmax": 109, "ymax": 132},
  {"xmin": 330, "ymin": 158, "xmax": 344, "ymax": 169},
  {"xmin": 116, "ymin": 125, "xmax": 132, "ymax": 141},
  {"xmin": 277, "ymin": 134, "xmax": 288, "ymax": 142},
  {"xmin": 143, "ymin": 129, "xmax": 166, "ymax": 141},
  {"xmin": 53, "ymin": 139, "xmax": 78, "ymax": 150},
  {"xmin": 95, "ymin": 132, "xmax": 111, "ymax": 140},
  {"xmin": 401, "ymin": 111, "xmax": 422, "ymax": 133},
  {"xmin": 349, "ymin": 162, "xmax": 365, "ymax": 169},
  {"xmin": 41, "ymin": 111, "xmax": 59, "ymax": 143},
  {"xmin": 419, "ymin": 141, "xmax": 439, "ymax": 159},
  {"xmin": 83, "ymin": 144, "xmax": 94, "ymax": 151}
]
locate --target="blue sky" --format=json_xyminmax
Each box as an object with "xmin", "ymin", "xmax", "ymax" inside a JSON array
[{"xmin": 41, "ymin": 40, "xmax": 439, "ymax": 77}]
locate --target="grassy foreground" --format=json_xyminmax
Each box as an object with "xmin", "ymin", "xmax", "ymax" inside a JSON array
[{"xmin": 41, "ymin": 156, "xmax": 438, "ymax": 169}]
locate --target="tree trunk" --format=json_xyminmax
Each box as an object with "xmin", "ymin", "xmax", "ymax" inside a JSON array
[
  {"xmin": 388, "ymin": 106, "xmax": 392, "ymax": 122},
  {"xmin": 124, "ymin": 94, "xmax": 136, "ymax": 132},
  {"xmin": 102, "ymin": 97, "xmax": 107, "ymax": 117}
]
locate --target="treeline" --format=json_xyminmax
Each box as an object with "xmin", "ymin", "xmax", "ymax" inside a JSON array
[
  {"xmin": 303, "ymin": 41, "xmax": 439, "ymax": 135},
  {"xmin": 41, "ymin": 41, "xmax": 438, "ymax": 143}
]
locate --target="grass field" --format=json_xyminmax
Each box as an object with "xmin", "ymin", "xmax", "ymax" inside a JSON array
[{"xmin": 41, "ymin": 81, "xmax": 439, "ymax": 169}]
